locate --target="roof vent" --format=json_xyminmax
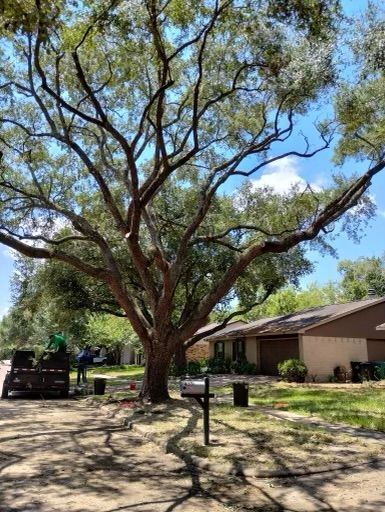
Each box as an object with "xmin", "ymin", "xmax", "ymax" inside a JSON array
[{"xmin": 368, "ymin": 288, "xmax": 377, "ymax": 298}]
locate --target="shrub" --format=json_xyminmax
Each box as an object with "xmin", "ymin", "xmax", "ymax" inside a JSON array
[
  {"xmin": 186, "ymin": 360, "xmax": 203, "ymax": 375},
  {"xmin": 278, "ymin": 359, "xmax": 308, "ymax": 383},
  {"xmin": 230, "ymin": 356, "xmax": 258, "ymax": 375},
  {"xmin": 333, "ymin": 365, "xmax": 347, "ymax": 382},
  {"xmin": 169, "ymin": 359, "xmax": 206, "ymax": 377},
  {"xmin": 206, "ymin": 356, "xmax": 232, "ymax": 374}
]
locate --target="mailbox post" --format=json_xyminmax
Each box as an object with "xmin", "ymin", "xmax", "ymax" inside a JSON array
[{"xmin": 180, "ymin": 376, "xmax": 214, "ymax": 445}]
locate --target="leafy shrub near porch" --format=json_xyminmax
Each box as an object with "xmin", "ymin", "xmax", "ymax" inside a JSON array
[
  {"xmin": 206, "ymin": 356, "xmax": 232, "ymax": 374},
  {"xmin": 278, "ymin": 359, "xmax": 308, "ymax": 383},
  {"xmin": 230, "ymin": 356, "xmax": 258, "ymax": 375}
]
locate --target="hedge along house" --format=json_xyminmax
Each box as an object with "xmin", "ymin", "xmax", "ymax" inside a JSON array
[{"xmin": 206, "ymin": 297, "xmax": 385, "ymax": 381}]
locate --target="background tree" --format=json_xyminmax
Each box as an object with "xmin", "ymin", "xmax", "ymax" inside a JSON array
[
  {"xmin": 0, "ymin": 0, "xmax": 383, "ymax": 401},
  {"xmin": 0, "ymin": 255, "xmax": 89, "ymax": 354},
  {"xmin": 0, "ymin": 254, "xmax": 139, "ymax": 359},
  {"xmin": 338, "ymin": 256, "xmax": 385, "ymax": 300},
  {"xmin": 244, "ymin": 281, "xmax": 339, "ymax": 318},
  {"xmin": 85, "ymin": 313, "xmax": 140, "ymax": 365}
]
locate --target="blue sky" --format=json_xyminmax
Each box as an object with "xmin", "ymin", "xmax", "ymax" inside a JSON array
[{"xmin": 0, "ymin": 0, "xmax": 384, "ymax": 318}]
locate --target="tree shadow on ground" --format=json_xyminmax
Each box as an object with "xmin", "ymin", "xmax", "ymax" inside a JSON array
[{"xmin": 1, "ymin": 398, "xmax": 385, "ymax": 512}]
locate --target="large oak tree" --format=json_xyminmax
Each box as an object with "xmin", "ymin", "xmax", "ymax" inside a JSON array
[{"xmin": 0, "ymin": 0, "xmax": 384, "ymax": 401}]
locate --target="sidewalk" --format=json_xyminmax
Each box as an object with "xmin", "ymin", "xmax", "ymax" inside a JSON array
[{"xmin": 255, "ymin": 405, "xmax": 385, "ymax": 445}]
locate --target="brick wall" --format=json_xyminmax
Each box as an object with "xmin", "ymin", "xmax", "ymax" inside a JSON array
[
  {"xmin": 186, "ymin": 342, "xmax": 209, "ymax": 362},
  {"xmin": 301, "ymin": 335, "xmax": 368, "ymax": 381}
]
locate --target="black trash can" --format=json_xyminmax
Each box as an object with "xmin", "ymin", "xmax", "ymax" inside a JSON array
[
  {"xmin": 233, "ymin": 382, "xmax": 249, "ymax": 407},
  {"xmin": 94, "ymin": 377, "xmax": 106, "ymax": 395},
  {"xmin": 360, "ymin": 362, "xmax": 375, "ymax": 381},
  {"xmin": 350, "ymin": 361, "xmax": 362, "ymax": 383}
]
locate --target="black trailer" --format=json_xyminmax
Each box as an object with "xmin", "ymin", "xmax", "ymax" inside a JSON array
[{"xmin": 1, "ymin": 350, "xmax": 70, "ymax": 399}]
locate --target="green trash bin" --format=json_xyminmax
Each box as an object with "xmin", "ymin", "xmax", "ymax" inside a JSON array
[
  {"xmin": 233, "ymin": 382, "xmax": 249, "ymax": 407},
  {"xmin": 373, "ymin": 361, "xmax": 385, "ymax": 380},
  {"xmin": 94, "ymin": 377, "xmax": 106, "ymax": 395}
]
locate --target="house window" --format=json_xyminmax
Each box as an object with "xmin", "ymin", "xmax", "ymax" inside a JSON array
[
  {"xmin": 214, "ymin": 341, "xmax": 225, "ymax": 359},
  {"xmin": 232, "ymin": 338, "xmax": 245, "ymax": 361}
]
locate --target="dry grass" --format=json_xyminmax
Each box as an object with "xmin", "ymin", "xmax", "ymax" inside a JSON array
[{"xmin": 113, "ymin": 398, "xmax": 384, "ymax": 473}]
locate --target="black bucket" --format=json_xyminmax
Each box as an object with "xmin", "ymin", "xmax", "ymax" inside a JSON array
[{"xmin": 94, "ymin": 378, "xmax": 106, "ymax": 395}]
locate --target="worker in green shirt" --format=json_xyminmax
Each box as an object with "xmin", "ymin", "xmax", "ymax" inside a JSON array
[{"xmin": 45, "ymin": 332, "xmax": 67, "ymax": 352}]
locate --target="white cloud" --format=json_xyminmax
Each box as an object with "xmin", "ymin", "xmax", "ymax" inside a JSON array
[{"xmin": 251, "ymin": 156, "xmax": 322, "ymax": 195}]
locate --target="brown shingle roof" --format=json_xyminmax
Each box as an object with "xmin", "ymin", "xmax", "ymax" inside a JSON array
[
  {"xmin": 194, "ymin": 320, "xmax": 247, "ymax": 343},
  {"xmin": 207, "ymin": 297, "xmax": 385, "ymax": 338}
]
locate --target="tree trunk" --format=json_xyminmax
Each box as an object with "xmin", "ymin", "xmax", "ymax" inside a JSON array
[
  {"xmin": 139, "ymin": 346, "xmax": 173, "ymax": 403},
  {"xmin": 174, "ymin": 342, "xmax": 187, "ymax": 373}
]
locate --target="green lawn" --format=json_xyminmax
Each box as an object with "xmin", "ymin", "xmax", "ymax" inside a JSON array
[
  {"xmin": 87, "ymin": 364, "xmax": 145, "ymax": 379},
  {"xmin": 249, "ymin": 384, "xmax": 385, "ymax": 431},
  {"xmin": 70, "ymin": 364, "xmax": 145, "ymax": 384}
]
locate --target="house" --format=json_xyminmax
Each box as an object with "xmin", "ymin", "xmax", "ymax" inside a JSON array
[
  {"xmin": 120, "ymin": 345, "xmax": 143, "ymax": 365},
  {"xmin": 119, "ymin": 320, "xmax": 246, "ymax": 365},
  {"xmin": 206, "ymin": 297, "xmax": 385, "ymax": 381},
  {"xmin": 186, "ymin": 320, "xmax": 247, "ymax": 362}
]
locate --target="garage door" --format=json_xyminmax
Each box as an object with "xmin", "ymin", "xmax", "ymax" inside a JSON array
[
  {"xmin": 367, "ymin": 339, "xmax": 385, "ymax": 361},
  {"xmin": 260, "ymin": 337, "xmax": 299, "ymax": 375}
]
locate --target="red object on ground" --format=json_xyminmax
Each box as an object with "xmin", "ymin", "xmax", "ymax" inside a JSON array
[{"xmin": 129, "ymin": 381, "xmax": 136, "ymax": 390}]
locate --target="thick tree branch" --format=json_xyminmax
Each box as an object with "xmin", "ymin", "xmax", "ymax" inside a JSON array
[
  {"xmin": 185, "ymin": 284, "xmax": 276, "ymax": 347},
  {"xmin": 178, "ymin": 157, "xmax": 385, "ymax": 341}
]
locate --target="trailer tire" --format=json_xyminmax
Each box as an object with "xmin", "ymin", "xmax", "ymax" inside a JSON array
[
  {"xmin": 59, "ymin": 389, "xmax": 69, "ymax": 399},
  {"xmin": 1, "ymin": 375, "xmax": 10, "ymax": 399}
]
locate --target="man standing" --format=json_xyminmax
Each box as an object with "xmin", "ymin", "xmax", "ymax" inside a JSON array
[{"xmin": 76, "ymin": 346, "xmax": 93, "ymax": 385}]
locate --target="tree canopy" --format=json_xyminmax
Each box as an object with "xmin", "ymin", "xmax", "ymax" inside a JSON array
[
  {"xmin": 338, "ymin": 256, "xmax": 385, "ymax": 301},
  {"xmin": 0, "ymin": 0, "xmax": 384, "ymax": 401}
]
